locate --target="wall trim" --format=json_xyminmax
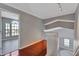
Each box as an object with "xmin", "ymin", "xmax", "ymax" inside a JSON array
[
  {"xmin": 44, "ymin": 27, "xmax": 63, "ymax": 32},
  {"xmin": 19, "ymin": 39, "xmax": 44, "ymax": 49},
  {"xmin": 44, "ymin": 19, "xmax": 75, "ymax": 25}
]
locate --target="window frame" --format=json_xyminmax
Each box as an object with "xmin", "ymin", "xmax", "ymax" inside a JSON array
[
  {"xmin": 64, "ymin": 38, "xmax": 70, "ymax": 47},
  {"xmin": 2, "ymin": 17, "xmax": 19, "ymax": 40}
]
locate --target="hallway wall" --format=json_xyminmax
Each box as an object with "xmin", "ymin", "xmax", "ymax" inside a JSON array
[
  {"xmin": 45, "ymin": 32, "xmax": 58, "ymax": 56},
  {"xmin": 43, "ymin": 14, "xmax": 75, "ymax": 24},
  {"xmin": 0, "ymin": 4, "xmax": 45, "ymax": 49},
  {"xmin": 20, "ymin": 12, "xmax": 45, "ymax": 48},
  {"xmin": 43, "ymin": 14, "xmax": 75, "ymax": 30},
  {"xmin": 55, "ymin": 28, "xmax": 74, "ymax": 50},
  {"xmin": 74, "ymin": 4, "xmax": 79, "ymax": 51}
]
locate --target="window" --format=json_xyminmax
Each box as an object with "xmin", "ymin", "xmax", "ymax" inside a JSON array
[
  {"xmin": 3, "ymin": 17, "xmax": 19, "ymax": 38},
  {"xmin": 11, "ymin": 21, "xmax": 19, "ymax": 36},
  {"xmin": 64, "ymin": 39, "xmax": 70, "ymax": 47},
  {"xmin": 5, "ymin": 21, "xmax": 19, "ymax": 37},
  {"xmin": 5, "ymin": 23, "xmax": 10, "ymax": 37}
]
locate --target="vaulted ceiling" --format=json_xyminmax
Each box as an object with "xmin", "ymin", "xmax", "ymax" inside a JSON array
[{"xmin": 5, "ymin": 3, "xmax": 78, "ymax": 19}]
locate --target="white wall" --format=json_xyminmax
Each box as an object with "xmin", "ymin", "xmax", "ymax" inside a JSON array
[
  {"xmin": 45, "ymin": 32, "xmax": 58, "ymax": 56},
  {"xmin": 0, "ymin": 4, "xmax": 45, "ymax": 49},
  {"xmin": 0, "ymin": 10, "xmax": 2, "ymax": 55},
  {"xmin": 20, "ymin": 11, "xmax": 45, "ymax": 48},
  {"xmin": 55, "ymin": 28, "xmax": 74, "ymax": 50},
  {"xmin": 45, "ymin": 28, "xmax": 74, "ymax": 55},
  {"xmin": 74, "ymin": 4, "xmax": 79, "ymax": 51}
]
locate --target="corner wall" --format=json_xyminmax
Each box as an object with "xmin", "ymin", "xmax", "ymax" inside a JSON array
[{"xmin": 74, "ymin": 4, "xmax": 79, "ymax": 51}]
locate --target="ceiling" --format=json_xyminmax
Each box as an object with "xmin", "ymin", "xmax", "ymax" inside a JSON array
[{"xmin": 4, "ymin": 3, "xmax": 78, "ymax": 19}]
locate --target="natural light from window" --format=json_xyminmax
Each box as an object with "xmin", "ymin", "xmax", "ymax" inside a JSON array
[{"xmin": 64, "ymin": 38, "xmax": 70, "ymax": 47}]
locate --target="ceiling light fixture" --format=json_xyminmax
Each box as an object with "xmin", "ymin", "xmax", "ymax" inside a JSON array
[{"xmin": 57, "ymin": 3, "xmax": 62, "ymax": 12}]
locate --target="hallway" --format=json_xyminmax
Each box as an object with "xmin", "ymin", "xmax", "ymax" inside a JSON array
[{"xmin": 0, "ymin": 3, "xmax": 78, "ymax": 56}]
